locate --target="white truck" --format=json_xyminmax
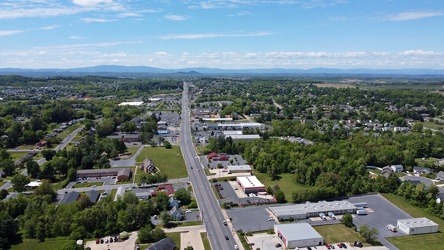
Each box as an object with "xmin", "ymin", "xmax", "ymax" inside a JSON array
[
  {"xmin": 319, "ymin": 212, "xmax": 327, "ymax": 220},
  {"xmin": 356, "ymin": 209, "xmax": 367, "ymax": 215},
  {"xmin": 387, "ymin": 224, "xmax": 397, "ymax": 232},
  {"xmin": 328, "ymin": 212, "xmax": 336, "ymax": 220}
]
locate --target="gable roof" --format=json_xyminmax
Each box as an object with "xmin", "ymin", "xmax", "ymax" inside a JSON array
[
  {"xmin": 59, "ymin": 191, "xmax": 80, "ymax": 204},
  {"xmin": 145, "ymin": 237, "xmax": 176, "ymax": 250},
  {"xmin": 85, "ymin": 190, "xmax": 100, "ymax": 203}
]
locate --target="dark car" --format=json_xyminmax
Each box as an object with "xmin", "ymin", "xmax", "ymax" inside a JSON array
[
  {"xmin": 100, "ymin": 239, "xmax": 104, "ymax": 244},
  {"xmin": 341, "ymin": 243, "xmax": 347, "ymax": 249},
  {"xmin": 307, "ymin": 247, "xmax": 312, "ymax": 250},
  {"xmin": 225, "ymin": 235, "xmax": 229, "ymax": 240},
  {"xmin": 275, "ymin": 243, "xmax": 281, "ymax": 247},
  {"xmin": 353, "ymin": 241, "xmax": 362, "ymax": 248},
  {"xmin": 114, "ymin": 236, "xmax": 118, "ymax": 242},
  {"xmin": 110, "ymin": 237, "xmax": 113, "ymax": 243}
]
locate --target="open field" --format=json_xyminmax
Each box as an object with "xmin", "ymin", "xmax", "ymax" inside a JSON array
[
  {"xmin": 382, "ymin": 193, "xmax": 444, "ymax": 249},
  {"xmin": 11, "ymin": 239, "xmax": 73, "ymax": 250},
  {"xmin": 315, "ymin": 224, "xmax": 368, "ymax": 246},
  {"xmin": 423, "ymin": 121, "xmax": 444, "ymax": 131},
  {"xmin": 255, "ymin": 172, "xmax": 309, "ymax": 202},
  {"xmin": 135, "ymin": 146, "xmax": 187, "ymax": 179}
]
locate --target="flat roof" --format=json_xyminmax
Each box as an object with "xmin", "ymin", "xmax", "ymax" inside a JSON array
[
  {"xmin": 270, "ymin": 201, "xmax": 357, "ymax": 217},
  {"xmin": 118, "ymin": 101, "xmax": 144, "ymax": 106},
  {"xmin": 223, "ymin": 131, "xmax": 243, "ymax": 135},
  {"xmin": 225, "ymin": 134, "xmax": 260, "ymax": 140},
  {"xmin": 398, "ymin": 218, "xmax": 438, "ymax": 228},
  {"xmin": 275, "ymin": 223, "xmax": 322, "ymax": 241},
  {"xmin": 202, "ymin": 118, "xmax": 233, "ymax": 121},
  {"xmin": 227, "ymin": 165, "xmax": 252, "ymax": 171},
  {"xmin": 217, "ymin": 123, "xmax": 262, "ymax": 128},
  {"xmin": 237, "ymin": 176, "xmax": 265, "ymax": 189}
]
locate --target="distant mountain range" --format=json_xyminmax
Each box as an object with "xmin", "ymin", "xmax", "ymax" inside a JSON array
[{"xmin": 1, "ymin": 65, "xmax": 444, "ymax": 76}]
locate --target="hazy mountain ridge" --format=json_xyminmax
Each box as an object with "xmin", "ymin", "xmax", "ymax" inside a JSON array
[{"xmin": 1, "ymin": 65, "xmax": 444, "ymax": 76}]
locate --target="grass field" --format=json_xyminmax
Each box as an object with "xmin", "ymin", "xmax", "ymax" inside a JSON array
[
  {"xmin": 135, "ymin": 146, "xmax": 188, "ymax": 179},
  {"xmin": 423, "ymin": 121, "xmax": 444, "ymax": 130},
  {"xmin": 201, "ymin": 232, "xmax": 211, "ymax": 250},
  {"xmin": 315, "ymin": 224, "xmax": 367, "ymax": 246},
  {"xmin": 254, "ymin": 172, "xmax": 309, "ymax": 202},
  {"xmin": 11, "ymin": 239, "xmax": 73, "ymax": 250},
  {"xmin": 382, "ymin": 193, "xmax": 444, "ymax": 249},
  {"xmin": 166, "ymin": 232, "xmax": 181, "ymax": 249}
]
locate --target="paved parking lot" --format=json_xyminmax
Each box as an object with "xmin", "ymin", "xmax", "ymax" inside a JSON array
[
  {"xmin": 347, "ymin": 194, "xmax": 412, "ymax": 250},
  {"xmin": 226, "ymin": 206, "xmax": 278, "ymax": 232}
]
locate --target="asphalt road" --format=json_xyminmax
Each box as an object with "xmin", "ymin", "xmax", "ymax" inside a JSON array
[{"xmin": 180, "ymin": 82, "xmax": 236, "ymax": 250}]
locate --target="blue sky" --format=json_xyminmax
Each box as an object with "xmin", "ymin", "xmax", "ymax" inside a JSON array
[{"xmin": 0, "ymin": 0, "xmax": 443, "ymax": 69}]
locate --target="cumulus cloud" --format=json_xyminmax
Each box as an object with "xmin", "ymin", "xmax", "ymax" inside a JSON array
[
  {"xmin": 386, "ymin": 11, "xmax": 444, "ymax": 21},
  {"xmin": 82, "ymin": 17, "xmax": 114, "ymax": 23}
]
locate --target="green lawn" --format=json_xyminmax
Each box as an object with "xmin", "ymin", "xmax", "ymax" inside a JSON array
[
  {"xmin": 166, "ymin": 232, "xmax": 181, "ymax": 249},
  {"xmin": 382, "ymin": 193, "xmax": 444, "ymax": 249},
  {"xmin": 423, "ymin": 121, "xmax": 444, "ymax": 131},
  {"xmin": 201, "ymin": 232, "xmax": 211, "ymax": 250},
  {"xmin": 135, "ymin": 146, "xmax": 188, "ymax": 179},
  {"xmin": 11, "ymin": 239, "xmax": 73, "ymax": 250},
  {"xmin": 254, "ymin": 172, "xmax": 309, "ymax": 202},
  {"xmin": 314, "ymin": 224, "xmax": 368, "ymax": 246},
  {"xmin": 72, "ymin": 181, "xmax": 104, "ymax": 188}
]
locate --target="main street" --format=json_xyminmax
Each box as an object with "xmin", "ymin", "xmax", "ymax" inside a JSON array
[{"xmin": 180, "ymin": 82, "xmax": 237, "ymax": 250}]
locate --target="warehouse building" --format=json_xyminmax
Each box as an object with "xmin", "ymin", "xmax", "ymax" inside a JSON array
[
  {"xmin": 77, "ymin": 168, "xmax": 131, "ymax": 180},
  {"xmin": 397, "ymin": 218, "xmax": 438, "ymax": 235},
  {"xmin": 275, "ymin": 223, "xmax": 323, "ymax": 249},
  {"xmin": 227, "ymin": 165, "xmax": 252, "ymax": 174},
  {"xmin": 236, "ymin": 176, "xmax": 265, "ymax": 194},
  {"xmin": 269, "ymin": 200, "xmax": 357, "ymax": 220}
]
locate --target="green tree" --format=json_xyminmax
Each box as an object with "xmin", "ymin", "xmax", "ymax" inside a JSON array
[
  {"xmin": 0, "ymin": 189, "xmax": 9, "ymax": 200},
  {"xmin": 138, "ymin": 224, "xmax": 154, "ymax": 243},
  {"xmin": 0, "ymin": 159, "xmax": 15, "ymax": 176},
  {"xmin": 163, "ymin": 140, "xmax": 172, "ymax": 149},
  {"xmin": 11, "ymin": 173, "xmax": 30, "ymax": 192},
  {"xmin": 341, "ymin": 213, "xmax": 353, "ymax": 228},
  {"xmin": 34, "ymin": 179, "xmax": 56, "ymax": 199},
  {"xmin": 159, "ymin": 211, "xmax": 172, "ymax": 227},
  {"xmin": 274, "ymin": 190, "xmax": 286, "ymax": 203},
  {"xmin": 41, "ymin": 150, "xmax": 56, "ymax": 161},
  {"xmin": 26, "ymin": 160, "xmax": 41, "ymax": 178},
  {"xmin": 359, "ymin": 224, "xmax": 379, "ymax": 243},
  {"xmin": 174, "ymin": 188, "xmax": 191, "ymax": 206},
  {"xmin": 152, "ymin": 228, "xmax": 166, "ymax": 241},
  {"xmin": 0, "ymin": 211, "xmax": 19, "ymax": 249}
]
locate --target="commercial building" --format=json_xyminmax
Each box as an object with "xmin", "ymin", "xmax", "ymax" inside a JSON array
[
  {"xmin": 275, "ymin": 223, "xmax": 323, "ymax": 249},
  {"xmin": 77, "ymin": 168, "xmax": 131, "ymax": 180},
  {"xmin": 269, "ymin": 200, "xmax": 357, "ymax": 220},
  {"xmin": 225, "ymin": 134, "xmax": 260, "ymax": 140},
  {"xmin": 227, "ymin": 165, "xmax": 252, "ymax": 174},
  {"xmin": 236, "ymin": 176, "xmax": 265, "ymax": 194},
  {"xmin": 397, "ymin": 218, "xmax": 439, "ymax": 235}
]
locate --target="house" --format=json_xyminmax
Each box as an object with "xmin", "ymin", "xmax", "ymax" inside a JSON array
[
  {"xmin": 207, "ymin": 152, "xmax": 219, "ymax": 160},
  {"xmin": 117, "ymin": 168, "xmax": 131, "ymax": 181},
  {"xmin": 85, "ymin": 190, "xmax": 100, "ymax": 203},
  {"xmin": 141, "ymin": 158, "xmax": 156, "ymax": 173},
  {"xmin": 381, "ymin": 166, "xmax": 393, "ymax": 178},
  {"xmin": 60, "ymin": 191, "xmax": 80, "ymax": 204},
  {"xmin": 35, "ymin": 140, "xmax": 48, "ymax": 148},
  {"xmin": 413, "ymin": 166, "xmax": 432, "ymax": 175},
  {"xmin": 436, "ymin": 171, "xmax": 444, "ymax": 181},
  {"xmin": 107, "ymin": 133, "xmax": 140, "ymax": 143},
  {"xmin": 391, "ymin": 165, "xmax": 404, "ymax": 173},
  {"xmin": 169, "ymin": 206, "xmax": 184, "ymax": 221},
  {"xmin": 145, "ymin": 237, "xmax": 176, "ymax": 250},
  {"xmin": 151, "ymin": 184, "xmax": 175, "ymax": 196},
  {"xmin": 169, "ymin": 196, "xmax": 180, "ymax": 208}
]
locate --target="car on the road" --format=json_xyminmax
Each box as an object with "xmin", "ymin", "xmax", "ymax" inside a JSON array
[
  {"xmin": 275, "ymin": 243, "xmax": 282, "ymax": 247},
  {"xmin": 268, "ymin": 217, "xmax": 274, "ymax": 221},
  {"xmin": 234, "ymin": 245, "xmax": 239, "ymax": 250},
  {"xmin": 100, "ymin": 239, "xmax": 104, "ymax": 244},
  {"xmin": 223, "ymin": 221, "xmax": 227, "ymax": 226},
  {"xmin": 185, "ymin": 210, "xmax": 192, "ymax": 213},
  {"xmin": 225, "ymin": 235, "xmax": 229, "ymax": 240}
]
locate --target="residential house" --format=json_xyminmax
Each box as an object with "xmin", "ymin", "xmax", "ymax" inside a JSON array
[
  {"xmin": 391, "ymin": 165, "xmax": 404, "ymax": 173},
  {"xmin": 169, "ymin": 196, "xmax": 180, "ymax": 208},
  {"xmin": 151, "ymin": 184, "xmax": 175, "ymax": 197},
  {"xmin": 141, "ymin": 158, "xmax": 156, "ymax": 173},
  {"xmin": 145, "ymin": 237, "xmax": 176, "ymax": 250},
  {"xmin": 436, "ymin": 171, "xmax": 444, "ymax": 181},
  {"xmin": 60, "ymin": 191, "xmax": 80, "ymax": 204},
  {"xmin": 413, "ymin": 166, "xmax": 432, "ymax": 175},
  {"xmin": 169, "ymin": 206, "xmax": 184, "ymax": 221},
  {"xmin": 381, "ymin": 166, "xmax": 393, "ymax": 178}
]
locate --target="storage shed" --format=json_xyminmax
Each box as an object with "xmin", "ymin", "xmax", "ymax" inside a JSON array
[
  {"xmin": 397, "ymin": 217, "xmax": 438, "ymax": 235},
  {"xmin": 275, "ymin": 223, "xmax": 323, "ymax": 249}
]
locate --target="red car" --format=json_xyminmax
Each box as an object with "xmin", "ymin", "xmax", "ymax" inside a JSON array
[
  {"xmin": 325, "ymin": 243, "xmax": 331, "ymax": 249},
  {"xmin": 337, "ymin": 243, "xmax": 343, "ymax": 248}
]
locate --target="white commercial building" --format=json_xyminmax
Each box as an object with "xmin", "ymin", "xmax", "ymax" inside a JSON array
[
  {"xmin": 275, "ymin": 223, "xmax": 323, "ymax": 249},
  {"xmin": 118, "ymin": 101, "xmax": 144, "ymax": 106},
  {"xmin": 236, "ymin": 176, "xmax": 265, "ymax": 194},
  {"xmin": 269, "ymin": 200, "xmax": 357, "ymax": 220},
  {"xmin": 397, "ymin": 218, "xmax": 438, "ymax": 235},
  {"xmin": 227, "ymin": 165, "xmax": 252, "ymax": 174},
  {"xmin": 225, "ymin": 134, "xmax": 260, "ymax": 140}
]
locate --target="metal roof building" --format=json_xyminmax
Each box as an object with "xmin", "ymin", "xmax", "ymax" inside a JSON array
[
  {"xmin": 227, "ymin": 165, "xmax": 252, "ymax": 173},
  {"xmin": 275, "ymin": 223, "xmax": 323, "ymax": 249},
  {"xmin": 236, "ymin": 176, "xmax": 265, "ymax": 194},
  {"xmin": 59, "ymin": 191, "xmax": 80, "ymax": 204},
  {"xmin": 269, "ymin": 200, "xmax": 357, "ymax": 220},
  {"xmin": 397, "ymin": 217, "xmax": 439, "ymax": 235},
  {"xmin": 225, "ymin": 134, "xmax": 260, "ymax": 140}
]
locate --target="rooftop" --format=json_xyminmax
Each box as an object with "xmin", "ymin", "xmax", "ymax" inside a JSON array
[
  {"xmin": 398, "ymin": 217, "xmax": 438, "ymax": 228},
  {"xmin": 270, "ymin": 200, "xmax": 357, "ymax": 217},
  {"xmin": 237, "ymin": 176, "xmax": 265, "ymax": 189},
  {"xmin": 275, "ymin": 223, "xmax": 323, "ymax": 241}
]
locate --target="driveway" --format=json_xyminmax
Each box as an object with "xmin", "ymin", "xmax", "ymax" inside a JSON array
[
  {"xmin": 110, "ymin": 145, "xmax": 146, "ymax": 167},
  {"xmin": 163, "ymin": 225, "xmax": 206, "ymax": 250},
  {"xmin": 85, "ymin": 232, "xmax": 138, "ymax": 250}
]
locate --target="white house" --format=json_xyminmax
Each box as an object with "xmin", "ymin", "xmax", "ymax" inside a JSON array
[{"xmin": 391, "ymin": 165, "xmax": 404, "ymax": 173}]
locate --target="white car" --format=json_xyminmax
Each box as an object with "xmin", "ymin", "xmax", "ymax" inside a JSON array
[
  {"xmin": 185, "ymin": 210, "xmax": 192, "ymax": 213},
  {"xmin": 234, "ymin": 245, "xmax": 239, "ymax": 250},
  {"xmin": 268, "ymin": 217, "xmax": 274, "ymax": 221}
]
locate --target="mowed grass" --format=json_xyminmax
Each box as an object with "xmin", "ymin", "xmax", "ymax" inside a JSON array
[
  {"xmin": 11, "ymin": 239, "xmax": 73, "ymax": 250},
  {"xmin": 314, "ymin": 224, "xmax": 367, "ymax": 246},
  {"xmin": 166, "ymin": 232, "xmax": 181, "ymax": 249},
  {"xmin": 382, "ymin": 193, "xmax": 444, "ymax": 249},
  {"xmin": 201, "ymin": 232, "xmax": 211, "ymax": 250},
  {"xmin": 135, "ymin": 146, "xmax": 187, "ymax": 179},
  {"xmin": 254, "ymin": 172, "xmax": 309, "ymax": 202}
]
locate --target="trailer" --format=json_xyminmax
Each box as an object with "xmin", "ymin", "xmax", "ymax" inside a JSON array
[
  {"xmin": 328, "ymin": 212, "xmax": 336, "ymax": 220},
  {"xmin": 356, "ymin": 209, "xmax": 367, "ymax": 215},
  {"xmin": 319, "ymin": 212, "xmax": 327, "ymax": 220},
  {"xmin": 352, "ymin": 202, "xmax": 367, "ymax": 208}
]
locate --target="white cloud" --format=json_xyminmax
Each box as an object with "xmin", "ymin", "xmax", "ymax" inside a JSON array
[
  {"xmin": 41, "ymin": 25, "xmax": 60, "ymax": 30},
  {"xmin": 68, "ymin": 36, "xmax": 85, "ymax": 39},
  {"xmin": 386, "ymin": 11, "xmax": 444, "ymax": 21},
  {"xmin": 0, "ymin": 7, "xmax": 82, "ymax": 19},
  {"xmin": 0, "ymin": 30, "xmax": 22, "ymax": 36},
  {"xmin": 164, "ymin": 15, "xmax": 189, "ymax": 21},
  {"xmin": 72, "ymin": 0, "xmax": 113, "ymax": 7},
  {"xmin": 160, "ymin": 31, "xmax": 272, "ymax": 39},
  {"xmin": 81, "ymin": 17, "xmax": 114, "ymax": 23}
]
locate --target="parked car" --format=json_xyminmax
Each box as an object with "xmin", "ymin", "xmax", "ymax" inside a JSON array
[
  {"xmin": 225, "ymin": 235, "xmax": 229, "ymax": 240},
  {"xmin": 100, "ymin": 239, "xmax": 104, "ymax": 244},
  {"xmin": 268, "ymin": 217, "xmax": 274, "ymax": 221},
  {"xmin": 337, "ymin": 243, "xmax": 343, "ymax": 248},
  {"xmin": 110, "ymin": 237, "xmax": 113, "ymax": 243},
  {"xmin": 275, "ymin": 243, "xmax": 282, "ymax": 247},
  {"xmin": 354, "ymin": 241, "xmax": 363, "ymax": 248},
  {"xmin": 96, "ymin": 239, "xmax": 99, "ymax": 244},
  {"xmin": 325, "ymin": 243, "xmax": 331, "ymax": 249},
  {"xmin": 186, "ymin": 210, "xmax": 192, "ymax": 213}
]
